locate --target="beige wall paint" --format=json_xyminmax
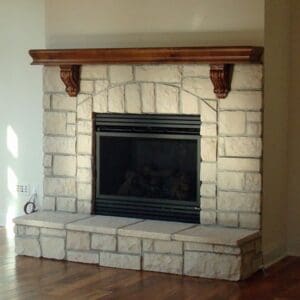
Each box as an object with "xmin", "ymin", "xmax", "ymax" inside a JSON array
[
  {"xmin": 287, "ymin": 0, "xmax": 300, "ymax": 255},
  {"xmin": 0, "ymin": 0, "xmax": 45, "ymax": 226},
  {"xmin": 45, "ymin": 0, "xmax": 264, "ymax": 48},
  {"xmin": 263, "ymin": 0, "xmax": 290, "ymax": 264}
]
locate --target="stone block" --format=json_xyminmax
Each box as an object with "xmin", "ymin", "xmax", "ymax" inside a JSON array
[
  {"xmin": 80, "ymin": 80, "xmax": 94, "ymax": 93},
  {"xmin": 184, "ymin": 242, "xmax": 213, "ymax": 252},
  {"xmin": 156, "ymin": 84, "xmax": 179, "ymax": 113},
  {"xmin": 201, "ymin": 138, "xmax": 217, "ymax": 161},
  {"xmin": 100, "ymin": 252, "xmax": 141, "ymax": 270},
  {"xmin": 56, "ymin": 197, "xmax": 76, "ymax": 213},
  {"xmin": 247, "ymin": 112, "xmax": 262, "ymax": 122},
  {"xmin": 218, "ymin": 191, "xmax": 260, "ymax": 212},
  {"xmin": 41, "ymin": 236, "xmax": 65, "ymax": 260},
  {"xmin": 44, "ymin": 67, "xmax": 65, "ymax": 93},
  {"xmin": 44, "ymin": 112, "xmax": 66, "ymax": 135},
  {"xmin": 67, "ymin": 112, "xmax": 76, "ymax": 124},
  {"xmin": 77, "ymin": 135, "xmax": 92, "ymax": 154},
  {"xmin": 219, "ymin": 91, "xmax": 262, "ymax": 111},
  {"xmin": 141, "ymin": 83, "xmax": 155, "ymax": 113},
  {"xmin": 219, "ymin": 111, "xmax": 246, "ymax": 135},
  {"xmin": 142, "ymin": 239, "xmax": 154, "ymax": 252},
  {"xmin": 67, "ymin": 124, "xmax": 76, "ymax": 136},
  {"xmin": 95, "ymin": 80, "xmax": 109, "ymax": 93},
  {"xmin": 218, "ymin": 171, "xmax": 245, "ymax": 190},
  {"xmin": 77, "ymin": 97, "xmax": 92, "ymax": 120},
  {"xmin": 77, "ymin": 168, "xmax": 92, "ymax": 183},
  {"xmin": 183, "ymin": 64, "xmax": 210, "ymax": 77},
  {"xmin": 110, "ymin": 65, "xmax": 133, "ymax": 83},
  {"xmin": 184, "ymin": 251, "xmax": 241, "ymax": 280},
  {"xmin": 78, "ymin": 120, "xmax": 92, "ymax": 134},
  {"xmin": 245, "ymin": 173, "xmax": 261, "ymax": 192},
  {"xmin": 15, "ymin": 237, "xmax": 41, "ymax": 257},
  {"xmin": 77, "ymin": 183, "xmax": 92, "ymax": 200},
  {"xmin": 43, "ymin": 154, "xmax": 52, "ymax": 167},
  {"xmin": 135, "ymin": 65, "xmax": 180, "ymax": 83},
  {"xmin": 53, "ymin": 155, "xmax": 76, "ymax": 176},
  {"xmin": 43, "ymin": 196, "xmax": 56, "ymax": 211},
  {"xmin": 213, "ymin": 245, "xmax": 241, "ymax": 255},
  {"xmin": 44, "ymin": 136, "xmax": 76, "ymax": 154},
  {"xmin": 125, "ymin": 84, "xmax": 141, "ymax": 113},
  {"xmin": 43, "ymin": 94, "xmax": 51, "ymax": 110},
  {"xmin": 217, "ymin": 212, "xmax": 239, "ymax": 227},
  {"xmin": 224, "ymin": 137, "xmax": 262, "ymax": 158},
  {"xmin": 201, "ymin": 123, "xmax": 217, "ymax": 136},
  {"xmin": 184, "ymin": 77, "xmax": 216, "ymax": 99},
  {"xmin": 201, "ymin": 100, "xmax": 217, "ymax": 122},
  {"xmin": 239, "ymin": 213, "xmax": 260, "ymax": 229},
  {"xmin": 143, "ymin": 253, "xmax": 183, "ymax": 274},
  {"xmin": 52, "ymin": 94, "xmax": 76, "ymax": 111},
  {"xmin": 108, "ymin": 86, "xmax": 124, "ymax": 113},
  {"xmin": 93, "ymin": 91, "xmax": 108, "ymax": 112},
  {"xmin": 77, "ymin": 155, "xmax": 91, "ymax": 168},
  {"xmin": 81, "ymin": 65, "xmax": 107, "ymax": 79},
  {"xmin": 153, "ymin": 240, "xmax": 182, "ymax": 255},
  {"xmin": 200, "ymin": 184, "xmax": 216, "ymax": 197},
  {"xmin": 41, "ymin": 228, "xmax": 66, "ymax": 237},
  {"xmin": 218, "ymin": 158, "xmax": 260, "ymax": 172},
  {"xmin": 67, "ymin": 250, "xmax": 99, "ymax": 264},
  {"xmin": 118, "ymin": 236, "xmax": 141, "ymax": 254},
  {"xmin": 247, "ymin": 123, "xmax": 262, "ymax": 136},
  {"xmin": 67, "ymin": 231, "xmax": 90, "ymax": 251},
  {"xmin": 181, "ymin": 91, "xmax": 200, "ymax": 114},
  {"xmin": 200, "ymin": 162, "xmax": 216, "ymax": 182},
  {"xmin": 231, "ymin": 64, "xmax": 263, "ymax": 90},
  {"xmin": 91, "ymin": 234, "xmax": 116, "ymax": 251},
  {"xmin": 44, "ymin": 177, "xmax": 76, "ymax": 197},
  {"xmin": 200, "ymin": 211, "xmax": 216, "ymax": 225},
  {"xmin": 200, "ymin": 197, "xmax": 216, "ymax": 210},
  {"xmin": 25, "ymin": 226, "xmax": 40, "ymax": 236},
  {"xmin": 77, "ymin": 200, "xmax": 91, "ymax": 214}
]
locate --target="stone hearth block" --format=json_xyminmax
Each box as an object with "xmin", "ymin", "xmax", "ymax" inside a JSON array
[
  {"xmin": 67, "ymin": 250, "xmax": 99, "ymax": 264},
  {"xmin": 15, "ymin": 237, "xmax": 41, "ymax": 257},
  {"xmin": 91, "ymin": 234, "xmax": 116, "ymax": 251},
  {"xmin": 118, "ymin": 220, "xmax": 195, "ymax": 240},
  {"xmin": 66, "ymin": 215, "xmax": 143, "ymax": 235},
  {"xmin": 41, "ymin": 236, "xmax": 65, "ymax": 260},
  {"xmin": 100, "ymin": 252, "xmax": 141, "ymax": 270},
  {"xmin": 13, "ymin": 212, "xmax": 89, "ymax": 229},
  {"xmin": 184, "ymin": 251, "xmax": 241, "ymax": 281},
  {"xmin": 67, "ymin": 231, "xmax": 90, "ymax": 250},
  {"xmin": 173, "ymin": 225, "xmax": 259, "ymax": 246},
  {"xmin": 118, "ymin": 236, "xmax": 142, "ymax": 254},
  {"xmin": 143, "ymin": 253, "xmax": 183, "ymax": 275}
]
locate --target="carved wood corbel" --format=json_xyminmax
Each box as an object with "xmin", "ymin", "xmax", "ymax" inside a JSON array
[
  {"xmin": 60, "ymin": 65, "xmax": 80, "ymax": 97},
  {"xmin": 209, "ymin": 64, "xmax": 232, "ymax": 99}
]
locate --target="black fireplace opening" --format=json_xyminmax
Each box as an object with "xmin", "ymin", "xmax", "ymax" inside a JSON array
[{"xmin": 94, "ymin": 113, "xmax": 201, "ymax": 223}]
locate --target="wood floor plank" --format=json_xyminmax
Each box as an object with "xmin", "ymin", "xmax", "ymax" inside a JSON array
[{"xmin": 0, "ymin": 228, "xmax": 300, "ymax": 300}]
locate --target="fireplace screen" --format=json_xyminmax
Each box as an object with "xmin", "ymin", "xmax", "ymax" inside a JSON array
[{"xmin": 94, "ymin": 114, "xmax": 201, "ymax": 223}]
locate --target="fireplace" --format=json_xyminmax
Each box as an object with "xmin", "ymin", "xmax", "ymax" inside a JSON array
[{"xmin": 94, "ymin": 113, "xmax": 201, "ymax": 223}]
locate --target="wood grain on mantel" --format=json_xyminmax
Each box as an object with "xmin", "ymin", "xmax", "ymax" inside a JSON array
[{"xmin": 29, "ymin": 46, "xmax": 263, "ymax": 98}]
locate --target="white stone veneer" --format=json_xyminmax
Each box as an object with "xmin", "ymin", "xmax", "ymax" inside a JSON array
[{"xmin": 42, "ymin": 63, "xmax": 263, "ymax": 229}]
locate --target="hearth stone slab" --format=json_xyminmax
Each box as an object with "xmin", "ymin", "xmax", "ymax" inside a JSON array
[
  {"xmin": 173, "ymin": 225, "xmax": 260, "ymax": 246},
  {"xmin": 118, "ymin": 220, "xmax": 195, "ymax": 240},
  {"xmin": 66, "ymin": 215, "xmax": 143, "ymax": 234},
  {"xmin": 14, "ymin": 212, "xmax": 89, "ymax": 229},
  {"xmin": 13, "ymin": 212, "xmax": 261, "ymax": 281}
]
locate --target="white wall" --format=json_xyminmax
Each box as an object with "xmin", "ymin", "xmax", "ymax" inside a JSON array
[
  {"xmin": 0, "ymin": 0, "xmax": 45, "ymax": 226},
  {"xmin": 46, "ymin": 0, "xmax": 264, "ymax": 48}
]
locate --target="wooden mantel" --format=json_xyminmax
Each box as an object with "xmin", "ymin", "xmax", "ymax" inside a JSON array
[{"xmin": 29, "ymin": 46, "xmax": 263, "ymax": 98}]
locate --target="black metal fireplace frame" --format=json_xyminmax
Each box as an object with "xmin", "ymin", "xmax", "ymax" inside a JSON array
[{"xmin": 92, "ymin": 113, "xmax": 201, "ymax": 223}]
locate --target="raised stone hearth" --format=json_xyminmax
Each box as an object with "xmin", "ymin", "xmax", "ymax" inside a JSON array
[
  {"xmin": 14, "ymin": 212, "xmax": 261, "ymax": 281},
  {"xmin": 14, "ymin": 47, "xmax": 263, "ymax": 281}
]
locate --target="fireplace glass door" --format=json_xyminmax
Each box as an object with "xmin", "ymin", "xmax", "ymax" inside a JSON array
[{"xmin": 94, "ymin": 113, "xmax": 201, "ymax": 223}]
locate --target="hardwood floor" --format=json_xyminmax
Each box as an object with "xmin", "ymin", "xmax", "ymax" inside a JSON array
[{"xmin": 1, "ymin": 228, "xmax": 299, "ymax": 300}]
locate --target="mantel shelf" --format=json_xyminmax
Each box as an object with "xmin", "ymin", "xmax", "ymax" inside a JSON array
[{"xmin": 29, "ymin": 46, "xmax": 263, "ymax": 98}]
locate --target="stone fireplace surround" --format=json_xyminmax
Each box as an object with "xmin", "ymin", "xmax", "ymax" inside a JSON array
[{"xmin": 14, "ymin": 47, "xmax": 263, "ymax": 281}]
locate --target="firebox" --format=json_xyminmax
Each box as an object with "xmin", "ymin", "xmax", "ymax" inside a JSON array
[{"xmin": 93, "ymin": 113, "xmax": 201, "ymax": 223}]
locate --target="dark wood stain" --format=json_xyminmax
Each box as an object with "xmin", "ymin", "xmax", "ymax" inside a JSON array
[{"xmin": 2, "ymin": 229, "xmax": 299, "ymax": 300}]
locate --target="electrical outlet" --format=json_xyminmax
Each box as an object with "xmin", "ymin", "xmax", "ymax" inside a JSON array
[{"xmin": 16, "ymin": 184, "xmax": 30, "ymax": 195}]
